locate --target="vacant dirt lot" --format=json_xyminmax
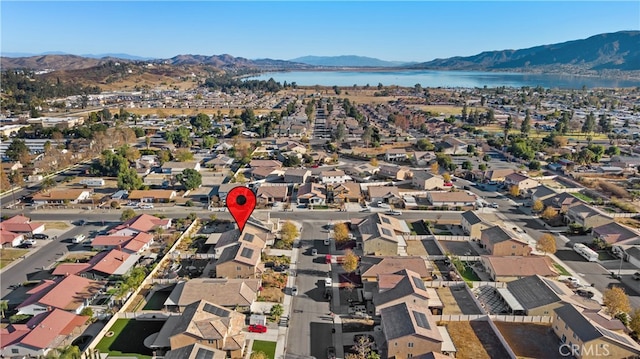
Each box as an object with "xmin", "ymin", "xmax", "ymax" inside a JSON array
[
  {"xmin": 445, "ymin": 321, "xmax": 511, "ymax": 359},
  {"xmin": 436, "ymin": 287, "xmax": 463, "ymax": 315}
]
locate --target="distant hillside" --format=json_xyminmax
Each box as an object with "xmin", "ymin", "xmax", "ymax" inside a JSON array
[
  {"xmin": 290, "ymin": 55, "xmax": 409, "ymax": 67},
  {"xmin": 163, "ymin": 54, "xmax": 311, "ymax": 70},
  {"xmin": 411, "ymin": 31, "xmax": 640, "ymax": 71},
  {"xmin": 0, "ymin": 54, "xmax": 118, "ymax": 71}
]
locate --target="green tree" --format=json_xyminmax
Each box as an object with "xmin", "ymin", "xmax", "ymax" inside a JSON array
[
  {"xmin": 520, "ymin": 110, "xmax": 531, "ymax": 135},
  {"xmin": 598, "ymin": 114, "xmax": 613, "ymax": 133},
  {"xmin": 174, "ymin": 148, "xmax": 194, "ymax": 162},
  {"xmin": 582, "ymin": 111, "xmax": 596, "ymax": 133},
  {"xmin": 121, "ymin": 208, "xmax": 137, "ymax": 221},
  {"xmin": 416, "ymin": 139, "xmax": 434, "ymax": 151},
  {"xmin": 176, "ymin": 168, "xmax": 202, "ymax": 190},
  {"xmin": 462, "ymin": 161, "xmax": 473, "ymax": 170},
  {"xmin": 335, "ymin": 122, "xmax": 346, "ymax": 141},
  {"xmin": 270, "ymin": 303, "xmax": 284, "ymax": 319},
  {"xmin": 528, "ymin": 160, "xmax": 541, "ymax": 170},
  {"xmin": 240, "ymin": 108, "xmax": 257, "ymax": 127},
  {"xmin": 117, "ymin": 168, "xmax": 143, "ymax": 191},
  {"xmin": 556, "ymin": 111, "xmax": 570, "ymax": 134},
  {"xmin": 606, "ymin": 146, "xmax": 621, "ymax": 156},
  {"xmin": 202, "ymin": 135, "xmax": 216, "ymax": 150},
  {"xmin": 629, "ymin": 308, "xmax": 640, "ymax": 335},
  {"xmin": 41, "ymin": 177, "xmax": 57, "ymax": 190},
  {"xmin": 190, "ymin": 113, "xmax": 212, "ymax": 132},
  {"xmin": 6, "ymin": 138, "xmax": 29, "ymax": 161}
]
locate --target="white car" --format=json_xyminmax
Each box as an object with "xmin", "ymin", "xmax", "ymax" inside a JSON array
[
  {"xmin": 325, "ymin": 277, "xmax": 333, "ymax": 286},
  {"xmin": 386, "ymin": 210, "xmax": 402, "ymax": 216},
  {"xmin": 324, "ymin": 238, "xmax": 330, "ymax": 246},
  {"xmin": 138, "ymin": 204, "xmax": 154, "ymax": 209},
  {"xmin": 72, "ymin": 234, "xmax": 86, "ymax": 244},
  {"xmin": 22, "ymin": 239, "xmax": 36, "ymax": 245}
]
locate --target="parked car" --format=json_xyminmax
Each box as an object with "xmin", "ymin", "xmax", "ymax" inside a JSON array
[
  {"xmin": 325, "ymin": 277, "xmax": 333, "ymax": 286},
  {"xmin": 291, "ymin": 286, "xmax": 298, "ymax": 296},
  {"xmin": 248, "ymin": 324, "xmax": 267, "ymax": 333},
  {"xmin": 576, "ymin": 289, "xmax": 595, "ymax": 298},
  {"xmin": 72, "ymin": 234, "xmax": 86, "ymax": 244},
  {"xmin": 17, "ymin": 243, "xmax": 33, "ymax": 249},
  {"xmin": 32, "ymin": 233, "xmax": 49, "ymax": 239},
  {"xmin": 386, "ymin": 210, "xmax": 402, "ymax": 216},
  {"xmin": 138, "ymin": 204, "xmax": 154, "ymax": 209},
  {"xmin": 311, "ymin": 248, "xmax": 318, "ymax": 256},
  {"xmin": 324, "ymin": 238, "xmax": 330, "ymax": 246},
  {"xmin": 633, "ymin": 272, "xmax": 640, "ymax": 280}
]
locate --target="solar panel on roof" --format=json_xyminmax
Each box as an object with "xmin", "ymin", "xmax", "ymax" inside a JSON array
[
  {"xmin": 413, "ymin": 310, "xmax": 431, "ymax": 329},
  {"xmin": 203, "ymin": 303, "xmax": 229, "ymax": 317},
  {"xmin": 412, "ymin": 276, "xmax": 426, "ymax": 290},
  {"xmin": 543, "ymin": 278, "xmax": 565, "ymax": 295},
  {"xmin": 599, "ymin": 327, "xmax": 633, "ymax": 345},
  {"xmin": 381, "ymin": 228, "xmax": 393, "ymax": 237},
  {"xmin": 195, "ymin": 348, "xmax": 215, "ymax": 359},
  {"xmin": 240, "ymin": 247, "xmax": 254, "ymax": 259},
  {"xmin": 381, "ymin": 217, "xmax": 391, "ymax": 224}
]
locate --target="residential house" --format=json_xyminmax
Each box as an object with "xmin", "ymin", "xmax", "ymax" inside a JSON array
[
  {"xmin": 504, "ymin": 173, "xmax": 540, "ymax": 195},
  {"xmin": 161, "ymin": 161, "xmax": 201, "ymax": 175},
  {"xmin": 360, "ymin": 256, "xmax": 434, "ymax": 282},
  {"xmin": 91, "ymin": 232, "xmax": 154, "ymax": 254},
  {"xmin": 84, "ymin": 249, "xmax": 140, "ymax": 279},
  {"xmin": 542, "ymin": 192, "xmax": 584, "ymax": 213},
  {"xmin": 373, "ymin": 270, "xmax": 442, "ymax": 315},
  {"xmin": 212, "ymin": 230, "xmax": 267, "ymax": 258},
  {"xmin": 380, "ymin": 302, "xmax": 444, "ymax": 359},
  {"xmin": 164, "ymin": 278, "xmax": 260, "ymax": 311},
  {"xmin": 412, "ymin": 151, "xmax": 436, "ymax": 167},
  {"xmin": 333, "ymin": 182, "xmax": 362, "ymax": 203},
  {"xmin": 143, "ymin": 173, "xmax": 171, "ymax": 187},
  {"xmin": 163, "ymin": 343, "xmax": 226, "ymax": 359},
  {"xmin": 385, "ymin": 148, "xmax": 408, "ymax": 162},
  {"xmin": 378, "ymin": 164, "xmax": 412, "ymax": 181},
  {"xmin": 297, "ymin": 183, "xmax": 327, "ymax": 205},
  {"xmin": 505, "ymin": 275, "xmax": 576, "ymax": 316},
  {"xmin": 205, "ymin": 155, "xmax": 234, "ymax": 169},
  {"xmin": 531, "ymin": 185, "xmax": 559, "ymax": 203},
  {"xmin": 0, "ymin": 309, "xmax": 88, "ymax": 358},
  {"xmin": 1, "ymin": 161, "xmax": 23, "ymax": 172},
  {"xmin": 427, "ymin": 191, "xmax": 476, "ymax": 208},
  {"xmin": 412, "ymin": 171, "xmax": 445, "ymax": 190},
  {"xmin": 460, "ymin": 211, "xmax": 500, "ymax": 240},
  {"xmin": 340, "ymin": 163, "xmax": 380, "ymax": 180},
  {"xmin": 249, "ymin": 159, "xmax": 282, "ymax": 168},
  {"xmin": 483, "ymin": 169, "xmax": 515, "ymax": 183},
  {"xmin": 32, "ymin": 189, "xmax": 91, "ymax": 205},
  {"xmin": 152, "ymin": 299, "xmax": 246, "ymax": 358},
  {"xmin": 284, "ymin": 168, "xmax": 311, "ymax": 184},
  {"xmin": 355, "ymin": 214, "xmax": 410, "ymax": 256},
  {"xmin": 319, "ymin": 170, "xmax": 351, "ymax": 184},
  {"xmin": 610, "ymin": 155, "xmax": 640, "ymax": 170},
  {"xmin": 368, "ymin": 186, "xmax": 402, "ymax": 206},
  {"xmin": 110, "ymin": 214, "xmax": 172, "ymax": 236},
  {"xmin": 250, "ymin": 166, "xmax": 282, "ymax": 181},
  {"xmin": 215, "ymin": 242, "xmax": 262, "ymax": 279},
  {"xmin": 553, "ymin": 304, "xmax": 640, "ymax": 358},
  {"xmin": 128, "ymin": 189, "xmax": 177, "ymax": 203},
  {"xmin": 592, "ymin": 222, "xmax": 640, "ymax": 246},
  {"xmin": 256, "ymin": 185, "xmax": 288, "ymax": 205},
  {"xmin": 16, "ymin": 275, "xmax": 103, "ymax": 315},
  {"xmin": 1, "ymin": 230, "xmax": 24, "ymax": 247},
  {"xmin": 565, "ymin": 204, "xmax": 613, "ymax": 230},
  {"xmin": 217, "ymin": 183, "xmax": 245, "ymax": 203},
  {"xmin": 0, "ymin": 215, "xmax": 46, "ymax": 237},
  {"xmin": 480, "ymin": 255, "xmax": 558, "ymax": 282},
  {"xmin": 480, "ymin": 226, "xmax": 531, "ymax": 256},
  {"xmin": 626, "ymin": 246, "xmax": 640, "ymax": 269},
  {"xmin": 437, "ymin": 137, "xmax": 468, "ymax": 155}
]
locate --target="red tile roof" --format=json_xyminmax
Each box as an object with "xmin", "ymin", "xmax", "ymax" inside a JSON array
[
  {"xmin": 110, "ymin": 214, "xmax": 170, "ymax": 234},
  {"xmin": 51, "ymin": 263, "xmax": 91, "ymax": 276},
  {"xmin": 90, "ymin": 249, "xmax": 133, "ymax": 275},
  {"xmin": 19, "ymin": 309, "xmax": 88, "ymax": 349},
  {"xmin": 1, "ymin": 230, "xmax": 22, "ymax": 245},
  {"xmin": 0, "ymin": 221, "xmax": 45, "ymax": 233},
  {"xmin": 0, "ymin": 324, "xmax": 30, "ymax": 348},
  {"xmin": 2, "ymin": 215, "xmax": 30, "ymax": 224},
  {"xmin": 18, "ymin": 275, "xmax": 101, "ymax": 312}
]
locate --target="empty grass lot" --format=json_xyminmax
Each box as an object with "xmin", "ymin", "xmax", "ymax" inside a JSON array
[
  {"xmin": 95, "ymin": 319, "xmax": 165, "ymax": 359},
  {"xmin": 252, "ymin": 340, "xmax": 277, "ymax": 359},
  {"xmin": 0, "ymin": 248, "xmax": 28, "ymax": 269}
]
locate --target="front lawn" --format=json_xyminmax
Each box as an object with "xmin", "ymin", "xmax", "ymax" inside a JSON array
[
  {"xmin": 95, "ymin": 319, "xmax": 165, "ymax": 359},
  {"xmin": 0, "ymin": 248, "xmax": 28, "ymax": 269},
  {"xmin": 553, "ymin": 263, "xmax": 571, "ymax": 276},
  {"xmin": 571, "ymin": 192, "xmax": 594, "ymax": 203},
  {"xmin": 252, "ymin": 340, "xmax": 277, "ymax": 359},
  {"xmin": 460, "ymin": 265, "xmax": 481, "ymax": 282}
]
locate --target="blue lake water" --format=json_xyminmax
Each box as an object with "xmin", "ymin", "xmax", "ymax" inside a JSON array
[{"xmin": 248, "ymin": 70, "xmax": 640, "ymax": 89}]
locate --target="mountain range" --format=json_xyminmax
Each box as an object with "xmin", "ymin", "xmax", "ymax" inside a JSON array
[{"xmin": 1, "ymin": 30, "xmax": 638, "ymax": 73}]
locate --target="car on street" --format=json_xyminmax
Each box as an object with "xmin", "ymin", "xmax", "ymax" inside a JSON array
[
  {"xmin": 291, "ymin": 286, "xmax": 298, "ymax": 296},
  {"xmin": 633, "ymin": 272, "xmax": 640, "ymax": 280},
  {"xmin": 490, "ymin": 203, "xmax": 499, "ymax": 208},
  {"xmin": 326, "ymin": 346, "xmax": 336, "ymax": 359},
  {"xmin": 324, "ymin": 238, "xmax": 330, "ymax": 245},
  {"xmin": 248, "ymin": 324, "xmax": 267, "ymax": 333},
  {"xmin": 72, "ymin": 234, "xmax": 86, "ymax": 244},
  {"xmin": 325, "ymin": 277, "xmax": 332, "ymax": 286},
  {"xmin": 32, "ymin": 233, "xmax": 49, "ymax": 239},
  {"xmin": 311, "ymin": 248, "xmax": 318, "ymax": 256},
  {"xmin": 138, "ymin": 204, "xmax": 154, "ymax": 209},
  {"xmin": 386, "ymin": 210, "xmax": 402, "ymax": 216}
]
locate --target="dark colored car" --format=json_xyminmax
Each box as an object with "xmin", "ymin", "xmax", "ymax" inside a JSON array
[
  {"xmin": 33, "ymin": 233, "xmax": 49, "ymax": 239},
  {"xmin": 576, "ymin": 289, "xmax": 595, "ymax": 299},
  {"xmin": 17, "ymin": 243, "xmax": 33, "ymax": 249}
]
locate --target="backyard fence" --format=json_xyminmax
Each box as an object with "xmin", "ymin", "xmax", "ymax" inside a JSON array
[
  {"xmin": 490, "ymin": 315, "xmax": 553, "ymax": 323},
  {"xmin": 434, "ymin": 235, "xmax": 471, "ymax": 242}
]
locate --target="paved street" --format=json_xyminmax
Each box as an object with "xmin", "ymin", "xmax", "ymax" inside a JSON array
[{"xmin": 286, "ymin": 221, "xmax": 334, "ymax": 358}]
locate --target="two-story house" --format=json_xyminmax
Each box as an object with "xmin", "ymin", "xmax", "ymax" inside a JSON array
[{"xmin": 480, "ymin": 226, "xmax": 531, "ymax": 256}]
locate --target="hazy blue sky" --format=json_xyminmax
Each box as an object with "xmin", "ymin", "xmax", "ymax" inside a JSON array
[{"xmin": 2, "ymin": 1, "xmax": 639, "ymax": 61}]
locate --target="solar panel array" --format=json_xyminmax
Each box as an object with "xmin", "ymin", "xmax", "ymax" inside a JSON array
[
  {"xmin": 381, "ymin": 217, "xmax": 391, "ymax": 224},
  {"xmin": 240, "ymin": 247, "xmax": 255, "ymax": 259},
  {"xmin": 413, "ymin": 310, "xmax": 431, "ymax": 329},
  {"xmin": 195, "ymin": 348, "xmax": 215, "ymax": 359},
  {"xmin": 203, "ymin": 303, "xmax": 230, "ymax": 317},
  {"xmin": 412, "ymin": 276, "xmax": 426, "ymax": 290},
  {"xmin": 381, "ymin": 228, "xmax": 393, "ymax": 237},
  {"xmin": 600, "ymin": 326, "xmax": 633, "ymax": 345}
]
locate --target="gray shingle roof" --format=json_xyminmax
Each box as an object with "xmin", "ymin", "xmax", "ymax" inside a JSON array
[
  {"xmin": 481, "ymin": 226, "xmax": 514, "ymax": 244},
  {"xmin": 461, "ymin": 211, "xmax": 482, "ymax": 226},
  {"xmin": 506, "ymin": 275, "xmax": 561, "ymax": 311}
]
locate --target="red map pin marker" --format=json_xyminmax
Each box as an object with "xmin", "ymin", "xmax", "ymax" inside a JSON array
[{"xmin": 226, "ymin": 186, "xmax": 256, "ymax": 232}]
